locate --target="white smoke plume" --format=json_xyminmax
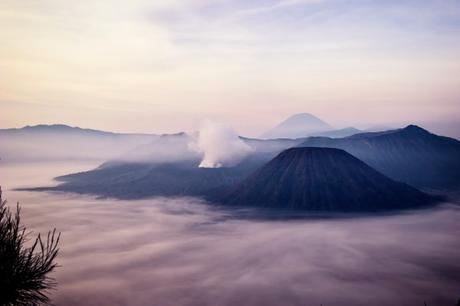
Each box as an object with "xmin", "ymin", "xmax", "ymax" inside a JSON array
[{"xmin": 191, "ymin": 120, "xmax": 252, "ymax": 168}]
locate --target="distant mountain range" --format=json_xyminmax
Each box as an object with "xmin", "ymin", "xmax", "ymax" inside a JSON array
[
  {"xmin": 25, "ymin": 124, "xmax": 460, "ymax": 208},
  {"xmin": 10, "ymin": 120, "xmax": 460, "ymax": 212},
  {"xmin": 261, "ymin": 113, "xmax": 460, "ymax": 140},
  {"xmin": 0, "ymin": 119, "xmax": 383, "ymax": 162},
  {"xmin": 0, "ymin": 121, "xmax": 362, "ymax": 163},
  {"xmin": 219, "ymin": 147, "xmax": 439, "ymax": 211},
  {"xmin": 260, "ymin": 113, "xmax": 383, "ymax": 139},
  {"xmin": 299, "ymin": 125, "xmax": 460, "ymax": 189},
  {"xmin": 0, "ymin": 124, "xmax": 185, "ymax": 162},
  {"xmin": 0, "ymin": 124, "xmax": 153, "ymax": 136}
]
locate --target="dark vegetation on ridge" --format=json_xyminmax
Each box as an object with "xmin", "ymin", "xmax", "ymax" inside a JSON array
[{"xmin": 218, "ymin": 147, "xmax": 440, "ymax": 211}]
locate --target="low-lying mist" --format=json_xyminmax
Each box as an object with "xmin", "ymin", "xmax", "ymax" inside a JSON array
[
  {"xmin": 0, "ymin": 130, "xmax": 158, "ymax": 162},
  {"xmin": 2, "ymin": 163, "xmax": 459, "ymax": 306},
  {"xmin": 0, "ymin": 122, "xmax": 256, "ymax": 169}
]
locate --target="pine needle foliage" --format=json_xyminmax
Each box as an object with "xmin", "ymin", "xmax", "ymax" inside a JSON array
[{"xmin": 0, "ymin": 187, "xmax": 60, "ymax": 306}]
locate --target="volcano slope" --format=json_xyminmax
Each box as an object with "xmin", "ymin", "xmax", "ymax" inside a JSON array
[{"xmin": 220, "ymin": 147, "xmax": 440, "ymax": 212}]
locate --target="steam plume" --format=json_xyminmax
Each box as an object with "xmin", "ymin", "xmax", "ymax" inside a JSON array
[{"xmin": 192, "ymin": 120, "xmax": 252, "ymax": 168}]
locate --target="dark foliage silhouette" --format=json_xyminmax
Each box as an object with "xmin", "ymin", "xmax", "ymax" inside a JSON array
[{"xmin": 0, "ymin": 187, "xmax": 60, "ymax": 306}]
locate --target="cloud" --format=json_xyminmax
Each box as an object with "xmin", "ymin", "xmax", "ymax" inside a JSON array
[
  {"xmin": 3, "ymin": 162, "xmax": 460, "ymax": 306},
  {"xmin": 7, "ymin": 187, "xmax": 460, "ymax": 306},
  {"xmin": 1, "ymin": 0, "xmax": 460, "ymax": 134}
]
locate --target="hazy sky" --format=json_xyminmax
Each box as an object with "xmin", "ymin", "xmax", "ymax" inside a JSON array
[{"xmin": 1, "ymin": 0, "xmax": 459, "ymax": 135}]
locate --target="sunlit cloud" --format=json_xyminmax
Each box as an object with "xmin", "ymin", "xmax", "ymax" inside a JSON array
[{"xmin": 0, "ymin": 0, "xmax": 459, "ymax": 134}]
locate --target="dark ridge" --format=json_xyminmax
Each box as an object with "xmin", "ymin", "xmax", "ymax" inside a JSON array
[
  {"xmin": 299, "ymin": 125, "xmax": 460, "ymax": 189},
  {"xmin": 219, "ymin": 147, "xmax": 441, "ymax": 212},
  {"xmin": 28, "ymin": 154, "xmax": 272, "ymax": 199}
]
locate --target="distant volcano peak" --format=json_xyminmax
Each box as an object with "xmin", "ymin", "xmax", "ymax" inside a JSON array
[
  {"xmin": 261, "ymin": 113, "xmax": 332, "ymax": 139},
  {"xmin": 285, "ymin": 113, "xmax": 325, "ymax": 122}
]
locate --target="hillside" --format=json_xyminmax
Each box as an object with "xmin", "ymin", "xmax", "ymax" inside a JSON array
[
  {"xmin": 32, "ymin": 154, "xmax": 272, "ymax": 199},
  {"xmin": 299, "ymin": 125, "xmax": 460, "ymax": 189},
  {"xmin": 219, "ymin": 147, "xmax": 439, "ymax": 211}
]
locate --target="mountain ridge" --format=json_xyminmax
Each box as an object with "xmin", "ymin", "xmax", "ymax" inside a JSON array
[
  {"xmin": 299, "ymin": 125, "xmax": 460, "ymax": 189},
  {"xmin": 0, "ymin": 124, "xmax": 186, "ymax": 137}
]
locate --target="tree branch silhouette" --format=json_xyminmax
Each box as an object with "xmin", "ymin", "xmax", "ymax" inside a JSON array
[{"xmin": 0, "ymin": 187, "xmax": 60, "ymax": 306}]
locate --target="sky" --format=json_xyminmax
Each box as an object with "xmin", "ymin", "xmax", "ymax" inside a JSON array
[{"xmin": 1, "ymin": 0, "xmax": 460, "ymax": 136}]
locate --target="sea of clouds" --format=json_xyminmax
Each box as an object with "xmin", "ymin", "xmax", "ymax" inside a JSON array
[{"xmin": 1, "ymin": 162, "xmax": 460, "ymax": 306}]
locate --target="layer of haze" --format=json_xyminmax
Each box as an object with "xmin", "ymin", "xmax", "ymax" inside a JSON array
[
  {"xmin": 1, "ymin": 0, "xmax": 460, "ymax": 136},
  {"xmin": 1, "ymin": 161, "xmax": 460, "ymax": 306},
  {"xmin": 0, "ymin": 121, "xmax": 254, "ymax": 166}
]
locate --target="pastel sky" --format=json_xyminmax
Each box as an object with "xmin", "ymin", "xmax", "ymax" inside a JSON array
[{"xmin": 1, "ymin": 0, "xmax": 459, "ymax": 135}]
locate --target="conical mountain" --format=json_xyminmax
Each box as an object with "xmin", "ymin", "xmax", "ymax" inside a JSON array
[
  {"xmin": 261, "ymin": 113, "xmax": 332, "ymax": 139},
  {"xmin": 220, "ymin": 147, "xmax": 439, "ymax": 211}
]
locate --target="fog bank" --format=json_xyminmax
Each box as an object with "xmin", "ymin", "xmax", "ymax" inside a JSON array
[{"xmin": 1, "ymin": 162, "xmax": 459, "ymax": 306}]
